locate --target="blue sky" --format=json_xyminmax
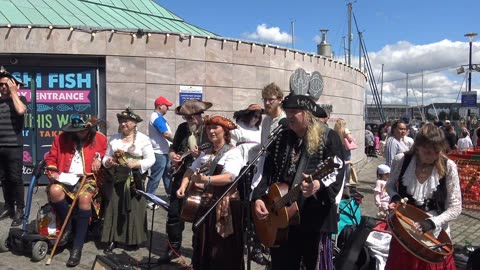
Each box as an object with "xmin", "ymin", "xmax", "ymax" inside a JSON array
[{"xmin": 155, "ymin": 0, "xmax": 480, "ymax": 107}]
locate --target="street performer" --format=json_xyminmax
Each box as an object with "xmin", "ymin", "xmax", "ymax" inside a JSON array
[
  {"xmin": 157, "ymin": 99, "xmax": 212, "ymax": 264},
  {"xmin": 177, "ymin": 115, "xmax": 244, "ymax": 270},
  {"xmin": 45, "ymin": 113, "xmax": 107, "ymax": 267},
  {"xmin": 252, "ymin": 93, "xmax": 345, "ymax": 270}
]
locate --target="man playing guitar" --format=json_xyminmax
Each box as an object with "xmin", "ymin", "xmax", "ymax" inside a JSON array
[
  {"xmin": 157, "ymin": 99, "xmax": 212, "ymax": 264},
  {"xmin": 252, "ymin": 93, "xmax": 345, "ymax": 270}
]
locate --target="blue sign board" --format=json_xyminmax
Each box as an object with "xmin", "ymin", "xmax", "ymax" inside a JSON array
[
  {"xmin": 179, "ymin": 86, "xmax": 203, "ymax": 105},
  {"xmin": 461, "ymin": 91, "xmax": 477, "ymax": 107}
]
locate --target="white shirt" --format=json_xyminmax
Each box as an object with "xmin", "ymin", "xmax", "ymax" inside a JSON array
[
  {"xmin": 189, "ymin": 148, "xmax": 243, "ymax": 179},
  {"xmin": 457, "ymin": 136, "xmax": 473, "ymax": 150},
  {"xmin": 149, "ymin": 112, "xmax": 172, "ymax": 154},
  {"xmin": 103, "ymin": 132, "xmax": 156, "ymax": 174},
  {"xmin": 230, "ymin": 121, "xmax": 261, "ymax": 166}
]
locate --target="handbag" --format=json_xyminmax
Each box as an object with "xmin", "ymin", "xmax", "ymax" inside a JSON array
[{"xmin": 344, "ymin": 137, "xmax": 357, "ymax": 151}]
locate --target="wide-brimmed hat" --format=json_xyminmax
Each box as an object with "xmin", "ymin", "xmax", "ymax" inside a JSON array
[
  {"xmin": 117, "ymin": 107, "xmax": 143, "ymax": 123},
  {"xmin": 282, "ymin": 94, "xmax": 327, "ymax": 118},
  {"xmin": 175, "ymin": 99, "xmax": 212, "ymax": 116},
  {"xmin": 0, "ymin": 66, "xmax": 25, "ymax": 86},
  {"xmin": 154, "ymin": 96, "xmax": 173, "ymax": 107},
  {"xmin": 62, "ymin": 113, "xmax": 98, "ymax": 132},
  {"xmin": 233, "ymin": 104, "xmax": 264, "ymax": 120},
  {"xmin": 204, "ymin": 115, "xmax": 237, "ymax": 130}
]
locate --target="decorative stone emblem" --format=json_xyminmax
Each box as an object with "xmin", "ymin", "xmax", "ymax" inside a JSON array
[
  {"xmin": 290, "ymin": 68, "xmax": 310, "ymax": 95},
  {"xmin": 309, "ymin": 71, "xmax": 324, "ymax": 100}
]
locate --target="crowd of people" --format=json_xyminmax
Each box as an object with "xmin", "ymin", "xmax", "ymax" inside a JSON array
[{"xmin": 0, "ymin": 65, "xmax": 470, "ymax": 270}]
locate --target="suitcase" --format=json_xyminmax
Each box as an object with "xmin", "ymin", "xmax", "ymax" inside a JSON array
[{"xmin": 91, "ymin": 254, "xmax": 136, "ymax": 270}]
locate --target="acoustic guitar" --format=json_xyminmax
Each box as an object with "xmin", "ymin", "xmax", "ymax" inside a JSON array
[
  {"xmin": 180, "ymin": 166, "xmax": 210, "ymax": 223},
  {"xmin": 169, "ymin": 143, "xmax": 211, "ymax": 176},
  {"xmin": 253, "ymin": 156, "xmax": 341, "ymax": 248}
]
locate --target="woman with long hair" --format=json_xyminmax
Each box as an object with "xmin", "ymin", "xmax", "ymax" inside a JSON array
[
  {"xmin": 385, "ymin": 123, "xmax": 461, "ymax": 270},
  {"xmin": 101, "ymin": 108, "xmax": 155, "ymax": 253},
  {"xmin": 334, "ymin": 118, "xmax": 355, "ymax": 183},
  {"xmin": 177, "ymin": 115, "xmax": 244, "ymax": 270}
]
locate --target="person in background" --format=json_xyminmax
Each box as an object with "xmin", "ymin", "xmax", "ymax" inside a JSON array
[
  {"xmin": 472, "ymin": 126, "xmax": 480, "ymax": 147},
  {"xmin": 45, "ymin": 114, "xmax": 107, "ymax": 266},
  {"xmin": 334, "ymin": 118, "xmax": 355, "ymax": 184},
  {"xmin": 365, "ymin": 125, "xmax": 375, "ymax": 157},
  {"xmin": 374, "ymin": 127, "xmax": 381, "ymax": 156},
  {"xmin": 102, "ymin": 108, "xmax": 155, "ymax": 253},
  {"xmin": 146, "ymin": 96, "xmax": 174, "ymax": 209},
  {"xmin": 384, "ymin": 120, "xmax": 410, "ymax": 167},
  {"xmin": 177, "ymin": 115, "xmax": 244, "ymax": 270},
  {"xmin": 385, "ymin": 123, "xmax": 461, "ymax": 270},
  {"xmin": 157, "ymin": 99, "xmax": 212, "ymax": 264},
  {"xmin": 443, "ymin": 124, "xmax": 457, "ymax": 152},
  {"xmin": 231, "ymin": 104, "xmax": 263, "ymax": 165},
  {"xmin": 0, "ymin": 67, "xmax": 27, "ymax": 227},
  {"xmin": 252, "ymin": 94, "xmax": 345, "ymax": 270},
  {"xmin": 373, "ymin": 164, "xmax": 390, "ymax": 218},
  {"xmin": 457, "ymin": 128, "xmax": 473, "ymax": 150}
]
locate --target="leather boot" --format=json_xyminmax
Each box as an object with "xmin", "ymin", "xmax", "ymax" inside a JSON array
[{"xmin": 158, "ymin": 222, "xmax": 184, "ymax": 264}]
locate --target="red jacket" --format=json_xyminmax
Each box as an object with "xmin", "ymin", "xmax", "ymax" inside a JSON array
[{"xmin": 45, "ymin": 131, "xmax": 107, "ymax": 176}]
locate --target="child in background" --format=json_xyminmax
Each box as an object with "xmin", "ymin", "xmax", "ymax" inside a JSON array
[{"xmin": 374, "ymin": 164, "xmax": 391, "ymax": 218}]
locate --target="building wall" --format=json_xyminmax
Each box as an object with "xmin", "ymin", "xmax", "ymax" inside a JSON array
[{"xmin": 1, "ymin": 28, "xmax": 367, "ymax": 163}]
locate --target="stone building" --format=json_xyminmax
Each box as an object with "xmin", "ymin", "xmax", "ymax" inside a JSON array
[{"xmin": 0, "ymin": 0, "xmax": 367, "ymax": 168}]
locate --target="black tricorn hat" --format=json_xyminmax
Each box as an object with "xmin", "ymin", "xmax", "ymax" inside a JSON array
[
  {"xmin": 0, "ymin": 66, "xmax": 25, "ymax": 86},
  {"xmin": 282, "ymin": 94, "xmax": 328, "ymax": 118},
  {"xmin": 116, "ymin": 107, "xmax": 143, "ymax": 123}
]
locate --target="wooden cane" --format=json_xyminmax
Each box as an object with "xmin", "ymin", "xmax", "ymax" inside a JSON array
[{"xmin": 46, "ymin": 175, "xmax": 87, "ymax": 265}]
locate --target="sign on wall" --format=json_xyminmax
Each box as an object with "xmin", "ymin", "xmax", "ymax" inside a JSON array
[
  {"xmin": 179, "ymin": 85, "xmax": 203, "ymax": 105},
  {"xmin": 9, "ymin": 67, "xmax": 97, "ymax": 182}
]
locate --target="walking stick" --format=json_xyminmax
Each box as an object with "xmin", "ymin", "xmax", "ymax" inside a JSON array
[{"xmin": 46, "ymin": 175, "xmax": 87, "ymax": 265}]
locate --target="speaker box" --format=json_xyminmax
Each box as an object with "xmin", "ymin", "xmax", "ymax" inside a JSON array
[{"xmin": 91, "ymin": 254, "xmax": 136, "ymax": 270}]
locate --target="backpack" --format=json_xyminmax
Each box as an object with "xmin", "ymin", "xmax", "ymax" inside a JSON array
[{"xmin": 334, "ymin": 216, "xmax": 377, "ymax": 270}]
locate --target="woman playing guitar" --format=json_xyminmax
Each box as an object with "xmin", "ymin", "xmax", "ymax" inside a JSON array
[
  {"xmin": 386, "ymin": 123, "xmax": 462, "ymax": 270},
  {"xmin": 177, "ymin": 115, "xmax": 244, "ymax": 270}
]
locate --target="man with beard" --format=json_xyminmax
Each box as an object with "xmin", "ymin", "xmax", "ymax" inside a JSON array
[
  {"xmin": 157, "ymin": 99, "xmax": 212, "ymax": 264},
  {"xmin": 260, "ymin": 82, "xmax": 286, "ymax": 144},
  {"xmin": 249, "ymin": 83, "xmax": 286, "ymax": 265},
  {"xmin": 252, "ymin": 94, "xmax": 345, "ymax": 270},
  {"xmin": 0, "ymin": 67, "xmax": 27, "ymax": 227},
  {"xmin": 45, "ymin": 113, "xmax": 107, "ymax": 266}
]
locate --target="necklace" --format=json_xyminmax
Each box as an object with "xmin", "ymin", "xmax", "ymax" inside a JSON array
[
  {"xmin": 418, "ymin": 164, "xmax": 433, "ymax": 173},
  {"xmin": 122, "ymin": 134, "xmax": 134, "ymax": 139}
]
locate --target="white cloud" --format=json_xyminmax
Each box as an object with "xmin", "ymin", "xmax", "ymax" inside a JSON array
[
  {"xmin": 244, "ymin": 24, "xmax": 292, "ymax": 44},
  {"xmin": 364, "ymin": 39, "xmax": 480, "ymax": 107}
]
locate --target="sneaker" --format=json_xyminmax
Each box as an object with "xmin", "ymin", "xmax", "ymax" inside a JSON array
[{"xmin": 147, "ymin": 202, "xmax": 159, "ymax": 210}]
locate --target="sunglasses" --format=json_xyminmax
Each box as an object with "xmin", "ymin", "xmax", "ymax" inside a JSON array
[
  {"xmin": 71, "ymin": 114, "xmax": 87, "ymax": 128},
  {"xmin": 0, "ymin": 82, "xmax": 8, "ymax": 88}
]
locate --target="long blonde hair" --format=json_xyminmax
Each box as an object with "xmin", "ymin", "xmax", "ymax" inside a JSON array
[
  {"xmin": 334, "ymin": 118, "xmax": 347, "ymax": 144},
  {"xmin": 304, "ymin": 111, "xmax": 327, "ymax": 155}
]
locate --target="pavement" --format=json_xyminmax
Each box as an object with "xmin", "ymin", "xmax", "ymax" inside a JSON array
[{"xmin": 0, "ymin": 155, "xmax": 479, "ymax": 270}]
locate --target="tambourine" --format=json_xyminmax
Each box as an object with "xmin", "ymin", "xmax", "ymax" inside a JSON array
[{"xmin": 387, "ymin": 203, "xmax": 453, "ymax": 263}]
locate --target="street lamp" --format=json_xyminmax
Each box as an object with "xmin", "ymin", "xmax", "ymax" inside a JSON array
[{"xmin": 465, "ymin": 32, "xmax": 477, "ymax": 130}]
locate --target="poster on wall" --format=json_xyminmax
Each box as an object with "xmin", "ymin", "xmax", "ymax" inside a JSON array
[{"xmin": 8, "ymin": 67, "xmax": 97, "ymax": 183}]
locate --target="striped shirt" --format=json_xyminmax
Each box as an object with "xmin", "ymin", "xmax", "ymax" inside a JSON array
[{"xmin": 0, "ymin": 96, "xmax": 27, "ymax": 146}]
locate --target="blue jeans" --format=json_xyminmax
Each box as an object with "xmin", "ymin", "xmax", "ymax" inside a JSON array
[{"xmin": 146, "ymin": 153, "xmax": 171, "ymax": 195}]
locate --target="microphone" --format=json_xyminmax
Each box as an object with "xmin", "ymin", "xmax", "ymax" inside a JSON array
[{"xmin": 267, "ymin": 118, "xmax": 289, "ymax": 140}]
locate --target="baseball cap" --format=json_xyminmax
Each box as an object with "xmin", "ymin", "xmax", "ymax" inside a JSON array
[
  {"xmin": 154, "ymin": 96, "xmax": 173, "ymax": 107},
  {"xmin": 377, "ymin": 164, "xmax": 391, "ymax": 175}
]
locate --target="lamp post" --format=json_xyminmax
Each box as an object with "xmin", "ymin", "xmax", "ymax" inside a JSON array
[{"xmin": 465, "ymin": 32, "xmax": 477, "ymax": 130}]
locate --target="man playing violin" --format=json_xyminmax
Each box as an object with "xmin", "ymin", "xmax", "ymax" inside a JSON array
[
  {"xmin": 252, "ymin": 93, "xmax": 345, "ymax": 270},
  {"xmin": 157, "ymin": 99, "xmax": 212, "ymax": 264}
]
